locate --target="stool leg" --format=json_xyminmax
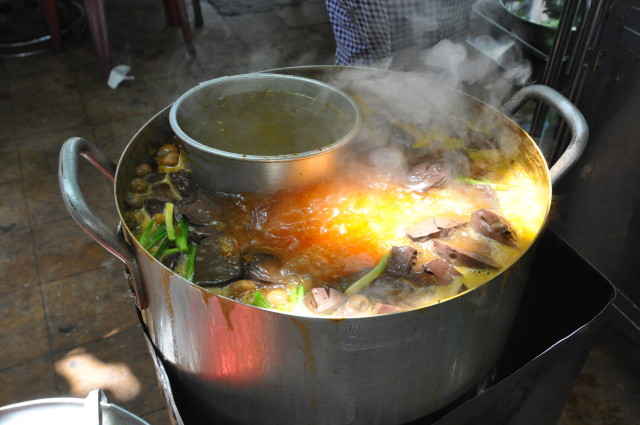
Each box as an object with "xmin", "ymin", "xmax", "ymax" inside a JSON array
[
  {"xmin": 83, "ymin": 0, "xmax": 111, "ymax": 77},
  {"xmin": 161, "ymin": 0, "xmax": 181, "ymax": 26},
  {"xmin": 173, "ymin": 0, "xmax": 196, "ymax": 56},
  {"xmin": 193, "ymin": 0, "xmax": 203, "ymax": 27},
  {"xmin": 41, "ymin": 0, "xmax": 63, "ymax": 52}
]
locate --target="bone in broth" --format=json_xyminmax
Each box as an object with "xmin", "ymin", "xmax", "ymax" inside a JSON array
[
  {"xmin": 184, "ymin": 90, "xmax": 352, "ymax": 155},
  {"xmin": 124, "ymin": 97, "xmax": 548, "ymax": 318}
]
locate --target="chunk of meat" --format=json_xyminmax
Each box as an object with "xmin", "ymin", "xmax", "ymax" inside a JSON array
[
  {"xmin": 170, "ymin": 170, "xmax": 197, "ymax": 199},
  {"xmin": 385, "ymin": 246, "xmax": 418, "ymax": 275},
  {"xmin": 161, "ymin": 252, "xmax": 182, "ymax": 270},
  {"xmin": 363, "ymin": 274, "xmax": 417, "ymax": 305},
  {"xmin": 388, "ymin": 124, "xmax": 416, "ymax": 149},
  {"xmin": 407, "ymin": 269, "xmax": 439, "ymax": 287},
  {"xmin": 144, "ymin": 172, "xmax": 166, "ymax": 184},
  {"xmin": 180, "ymin": 192, "xmax": 224, "ymax": 226},
  {"xmin": 471, "ymin": 209, "xmax": 517, "ymax": 247},
  {"xmin": 467, "ymin": 130, "xmax": 499, "ymax": 150},
  {"xmin": 451, "ymin": 120, "xmax": 499, "ymax": 150},
  {"xmin": 432, "ymin": 240, "xmax": 500, "ymax": 269},
  {"xmin": 151, "ymin": 182, "xmax": 176, "ymax": 201},
  {"xmin": 372, "ymin": 303, "xmax": 403, "ymax": 315},
  {"xmin": 244, "ymin": 253, "xmax": 285, "ymax": 284},
  {"xmin": 423, "ymin": 258, "xmax": 462, "ymax": 285},
  {"xmin": 143, "ymin": 197, "xmax": 170, "ymax": 216},
  {"xmin": 405, "ymin": 161, "xmax": 449, "ymax": 193},
  {"xmin": 193, "ymin": 235, "xmax": 242, "ymax": 286},
  {"xmin": 304, "ymin": 288, "xmax": 345, "ymax": 313},
  {"xmin": 383, "ymin": 246, "xmax": 437, "ymax": 287},
  {"xmin": 406, "ymin": 216, "xmax": 466, "ymax": 241}
]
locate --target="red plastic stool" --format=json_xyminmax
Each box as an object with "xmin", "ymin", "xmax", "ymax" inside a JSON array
[
  {"xmin": 41, "ymin": 0, "xmax": 63, "ymax": 52},
  {"xmin": 41, "ymin": 0, "xmax": 202, "ymax": 77}
]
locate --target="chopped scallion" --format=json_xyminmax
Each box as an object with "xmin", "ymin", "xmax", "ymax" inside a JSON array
[
  {"xmin": 345, "ymin": 251, "xmax": 391, "ymax": 295},
  {"xmin": 143, "ymin": 223, "xmax": 167, "ymax": 250},
  {"xmin": 139, "ymin": 217, "xmax": 157, "ymax": 246},
  {"xmin": 164, "ymin": 202, "xmax": 176, "ymax": 241},
  {"xmin": 153, "ymin": 237, "xmax": 170, "ymax": 259},
  {"xmin": 459, "ymin": 177, "xmax": 496, "ymax": 187},
  {"xmin": 176, "ymin": 218, "xmax": 189, "ymax": 253},
  {"xmin": 289, "ymin": 286, "xmax": 306, "ymax": 306},
  {"xmin": 162, "ymin": 248, "xmax": 180, "ymax": 256},
  {"xmin": 184, "ymin": 243, "xmax": 197, "ymax": 282},
  {"xmin": 252, "ymin": 291, "xmax": 272, "ymax": 309}
]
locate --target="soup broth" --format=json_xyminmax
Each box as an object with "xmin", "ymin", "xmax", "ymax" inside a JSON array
[
  {"xmin": 179, "ymin": 90, "xmax": 353, "ymax": 155},
  {"xmin": 123, "ymin": 99, "xmax": 548, "ymax": 318}
]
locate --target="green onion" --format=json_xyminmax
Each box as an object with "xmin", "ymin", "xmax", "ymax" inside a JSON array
[
  {"xmin": 164, "ymin": 202, "xmax": 176, "ymax": 241},
  {"xmin": 345, "ymin": 251, "xmax": 391, "ymax": 295},
  {"xmin": 162, "ymin": 248, "xmax": 180, "ymax": 256},
  {"xmin": 459, "ymin": 177, "xmax": 496, "ymax": 187},
  {"xmin": 176, "ymin": 218, "xmax": 189, "ymax": 253},
  {"xmin": 139, "ymin": 217, "xmax": 157, "ymax": 246},
  {"xmin": 143, "ymin": 224, "xmax": 167, "ymax": 250},
  {"xmin": 289, "ymin": 286, "xmax": 306, "ymax": 306},
  {"xmin": 252, "ymin": 291, "xmax": 272, "ymax": 309},
  {"xmin": 153, "ymin": 237, "xmax": 170, "ymax": 259},
  {"xmin": 184, "ymin": 243, "xmax": 197, "ymax": 282}
]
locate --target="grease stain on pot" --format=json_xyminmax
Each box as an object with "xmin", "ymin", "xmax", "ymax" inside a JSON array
[
  {"xmin": 217, "ymin": 298, "xmax": 236, "ymax": 332},
  {"xmin": 159, "ymin": 268, "xmax": 178, "ymax": 361},
  {"xmin": 289, "ymin": 317, "xmax": 319, "ymax": 414}
]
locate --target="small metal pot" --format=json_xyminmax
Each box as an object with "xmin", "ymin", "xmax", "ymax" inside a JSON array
[
  {"xmin": 0, "ymin": 390, "xmax": 149, "ymax": 425},
  {"xmin": 500, "ymin": 0, "xmax": 581, "ymax": 54},
  {"xmin": 169, "ymin": 73, "xmax": 362, "ymax": 193}
]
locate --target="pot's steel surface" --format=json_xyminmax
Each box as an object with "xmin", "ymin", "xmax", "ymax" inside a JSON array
[{"xmin": 58, "ymin": 67, "xmax": 587, "ymax": 425}]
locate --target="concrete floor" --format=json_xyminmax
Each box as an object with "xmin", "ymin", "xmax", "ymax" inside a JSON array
[{"xmin": 0, "ymin": 0, "xmax": 638, "ymax": 424}]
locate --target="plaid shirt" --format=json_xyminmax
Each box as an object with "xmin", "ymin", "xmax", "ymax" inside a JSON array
[{"xmin": 325, "ymin": 0, "xmax": 474, "ymax": 65}]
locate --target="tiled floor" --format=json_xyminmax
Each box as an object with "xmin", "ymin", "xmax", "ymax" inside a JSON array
[{"xmin": 0, "ymin": 0, "xmax": 638, "ymax": 424}]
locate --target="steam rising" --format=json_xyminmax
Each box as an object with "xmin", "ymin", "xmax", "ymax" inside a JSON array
[{"xmin": 319, "ymin": 0, "xmax": 535, "ymax": 184}]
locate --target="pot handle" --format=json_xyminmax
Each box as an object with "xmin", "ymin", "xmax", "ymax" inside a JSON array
[
  {"xmin": 503, "ymin": 84, "xmax": 588, "ymax": 185},
  {"xmin": 59, "ymin": 137, "xmax": 148, "ymax": 310}
]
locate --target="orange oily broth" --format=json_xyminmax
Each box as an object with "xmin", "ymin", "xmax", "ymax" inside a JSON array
[
  {"xmin": 246, "ymin": 153, "xmax": 546, "ymax": 300},
  {"xmin": 128, "ymin": 125, "xmax": 548, "ymax": 311}
]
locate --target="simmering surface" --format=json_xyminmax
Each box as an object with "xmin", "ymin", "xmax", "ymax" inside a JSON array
[{"xmin": 123, "ymin": 91, "xmax": 549, "ymax": 317}]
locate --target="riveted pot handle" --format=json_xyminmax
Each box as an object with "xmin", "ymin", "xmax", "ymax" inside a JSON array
[
  {"xmin": 503, "ymin": 84, "xmax": 588, "ymax": 184},
  {"xmin": 59, "ymin": 137, "xmax": 148, "ymax": 310}
]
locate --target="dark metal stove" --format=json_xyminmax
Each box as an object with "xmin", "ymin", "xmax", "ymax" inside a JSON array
[{"xmin": 141, "ymin": 230, "xmax": 614, "ymax": 425}]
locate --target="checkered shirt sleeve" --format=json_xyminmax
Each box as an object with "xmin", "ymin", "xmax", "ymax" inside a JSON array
[{"xmin": 325, "ymin": 0, "xmax": 474, "ymax": 66}]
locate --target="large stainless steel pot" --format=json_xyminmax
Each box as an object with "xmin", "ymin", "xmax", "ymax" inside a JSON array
[{"xmin": 58, "ymin": 66, "xmax": 587, "ymax": 425}]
